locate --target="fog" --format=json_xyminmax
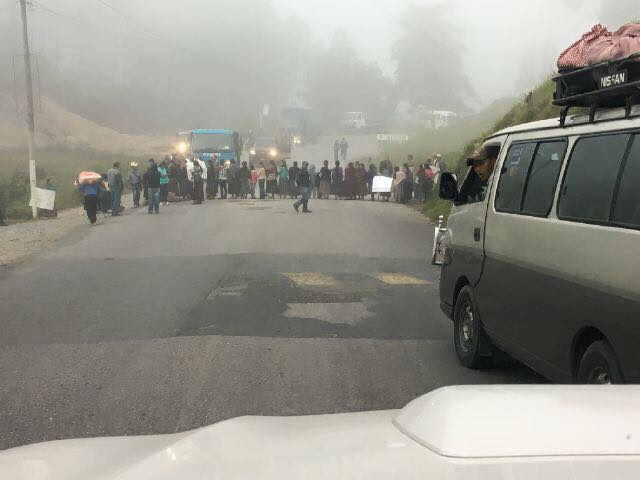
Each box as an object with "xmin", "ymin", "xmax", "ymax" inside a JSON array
[{"xmin": 0, "ymin": 0, "xmax": 637, "ymax": 135}]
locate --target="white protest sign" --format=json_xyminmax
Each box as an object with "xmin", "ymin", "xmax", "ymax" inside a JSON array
[
  {"xmin": 29, "ymin": 188, "xmax": 56, "ymax": 210},
  {"xmin": 186, "ymin": 159, "xmax": 208, "ymax": 181},
  {"xmin": 371, "ymin": 175, "xmax": 393, "ymax": 193}
]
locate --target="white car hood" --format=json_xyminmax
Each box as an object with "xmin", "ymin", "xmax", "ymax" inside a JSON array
[
  {"xmin": 0, "ymin": 410, "xmax": 434, "ymax": 480},
  {"xmin": 4, "ymin": 385, "xmax": 640, "ymax": 480}
]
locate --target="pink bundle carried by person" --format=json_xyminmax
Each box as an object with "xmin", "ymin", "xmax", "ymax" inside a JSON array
[
  {"xmin": 78, "ymin": 171, "xmax": 102, "ymax": 184},
  {"xmin": 558, "ymin": 23, "xmax": 640, "ymax": 70}
]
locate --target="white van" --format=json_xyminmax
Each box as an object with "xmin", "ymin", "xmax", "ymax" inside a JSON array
[{"xmin": 438, "ymin": 105, "xmax": 640, "ymax": 384}]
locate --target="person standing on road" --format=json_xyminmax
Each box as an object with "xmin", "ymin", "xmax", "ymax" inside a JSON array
[
  {"xmin": 128, "ymin": 162, "xmax": 143, "ymax": 208},
  {"xmin": 288, "ymin": 161, "xmax": 299, "ymax": 199},
  {"xmin": 293, "ymin": 161, "xmax": 312, "ymax": 213},
  {"xmin": 414, "ymin": 164, "xmax": 425, "ymax": 202},
  {"xmin": 146, "ymin": 161, "xmax": 161, "ymax": 214},
  {"xmin": 367, "ymin": 163, "xmax": 377, "ymax": 201},
  {"xmin": 239, "ymin": 161, "xmax": 250, "ymax": 199},
  {"xmin": 393, "ymin": 166, "xmax": 404, "ymax": 202},
  {"xmin": 278, "ymin": 160, "xmax": 289, "ymax": 198},
  {"xmin": 206, "ymin": 156, "xmax": 218, "ymax": 200},
  {"xmin": 333, "ymin": 139, "xmax": 340, "ymax": 163},
  {"xmin": 227, "ymin": 159, "xmax": 239, "ymax": 199},
  {"xmin": 319, "ymin": 160, "xmax": 331, "ymax": 199},
  {"xmin": 249, "ymin": 164, "xmax": 258, "ymax": 199},
  {"xmin": 192, "ymin": 160, "xmax": 205, "ymax": 204},
  {"xmin": 107, "ymin": 162, "xmax": 124, "ymax": 216},
  {"xmin": 331, "ymin": 160, "xmax": 344, "ymax": 199},
  {"xmin": 402, "ymin": 163, "xmax": 413, "ymax": 203},
  {"xmin": 218, "ymin": 160, "xmax": 228, "ymax": 199},
  {"xmin": 343, "ymin": 162, "xmax": 356, "ymax": 200},
  {"xmin": 257, "ymin": 161, "xmax": 267, "ymax": 199},
  {"xmin": 168, "ymin": 157, "xmax": 179, "ymax": 198},
  {"xmin": 266, "ymin": 160, "xmax": 278, "ymax": 199},
  {"xmin": 308, "ymin": 163, "xmax": 317, "ymax": 199},
  {"xmin": 158, "ymin": 160, "xmax": 170, "ymax": 206},
  {"xmin": 356, "ymin": 162, "xmax": 368, "ymax": 200},
  {"xmin": 423, "ymin": 162, "xmax": 434, "ymax": 200},
  {"xmin": 76, "ymin": 178, "xmax": 105, "ymax": 225},
  {"xmin": 0, "ymin": 206, "xmax": 6, "ymax": 226},
  {"xmin": 340, "ymin": 137, "xmax": 349, "ymax": 161}
]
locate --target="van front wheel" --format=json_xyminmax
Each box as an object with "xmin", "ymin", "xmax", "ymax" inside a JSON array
[
  {"xmin": 577, "ymin": 340, "xmax": 624, "ymax": 384},
  {"xmin": 453, "ymin": 286, "xmax": 493, "ymax": 369}
]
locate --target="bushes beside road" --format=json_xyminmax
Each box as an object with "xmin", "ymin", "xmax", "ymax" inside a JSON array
[{"xmin": 0, "ymin": 147, "xmax": 146, "ymax": 220}]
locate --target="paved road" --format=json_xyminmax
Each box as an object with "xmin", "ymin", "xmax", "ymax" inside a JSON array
[{"xmin": 0, "ymin": 198, "xmax": 542, "ymax": 450}]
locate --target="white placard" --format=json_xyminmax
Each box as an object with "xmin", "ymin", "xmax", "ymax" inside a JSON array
[
  {"xmin": 29, "ymin": 188, "xmax": 56, "ymax": 210},
  {"xmin": 186, "ymin": 159, "xmax": 208, "ymax": 181},
  {"xmin": 371, "ymin": 175, "xmax": 393, "ymax": 193},
  {"xmin": 376, "ymin": 133, "xmax": 409, "ymax": 142}
]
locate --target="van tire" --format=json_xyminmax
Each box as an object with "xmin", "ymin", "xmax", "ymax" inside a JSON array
[
  {"xmin": 577, "ymin": 340, "xmax": 624, "ymax": 384},
  {"xmin": 453, "ymin": 286, "xmax": 493, "ymax": 369}
]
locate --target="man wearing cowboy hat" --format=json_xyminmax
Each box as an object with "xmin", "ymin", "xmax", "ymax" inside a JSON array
[{"xmin": 128, "ymin": 161, "xmax": 143, "ymax": 208}]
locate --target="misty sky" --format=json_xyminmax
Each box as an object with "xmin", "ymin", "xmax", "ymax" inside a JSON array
[
  {"xmin": 1, "ymin": 0, "xmax": 637, "ymax": 110},
  {"xmin": 273, "ymin": 0, "xmax": 634, "ymax": 103}
]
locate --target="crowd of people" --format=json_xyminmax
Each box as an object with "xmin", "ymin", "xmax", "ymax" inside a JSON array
[{"xmin": 75, "ymin": 152, "xmax": 449, "ymax": 224}]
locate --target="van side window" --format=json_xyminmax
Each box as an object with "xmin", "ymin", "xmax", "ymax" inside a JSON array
[
  {"xmin": 495, "ymin": 143, "xmax": 536, "ymax": 212},
  {"xmin": 495, "ymin": 140, "xmax": 566, "ymax": 216},
  {"xmin": 558, "ymin": 134, "xmax": 631, "ymax": 224},
  {"xmin": 521, "ymin": 141, "xmax": 567, "ymax": 215},
  {"xmin": 612, "ymin": 135, "xmax": 640, "ymax": 228}
]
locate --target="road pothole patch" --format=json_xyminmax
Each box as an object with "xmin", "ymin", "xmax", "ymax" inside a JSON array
[
  {"xmin": 207, "ymin": 284, "xmax": 248, "ymax": 300},
  {"xmin": 373, "ymin": 273, "xmax": 431, "ymax": 285},
  {"xmin": 282, "ymin": 272, "xmax": 334, "ymax": 286},
  {"xmin": 283, "ymin": 302, "xmax": 373, "ymax": 326}
]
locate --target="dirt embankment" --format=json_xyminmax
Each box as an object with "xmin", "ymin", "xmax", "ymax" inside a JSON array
[{"xmin": 0, "ymin": 95, "xmax": 170, "ymax": 156}]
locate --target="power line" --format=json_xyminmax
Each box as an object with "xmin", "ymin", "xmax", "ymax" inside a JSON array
[
  {"xmin": 27, "ymin": 0, "xmax": 127, "ymax": 37},
  {"xmin": 95, "ymin": 0, "xmax": 199, "ymax": 56}
]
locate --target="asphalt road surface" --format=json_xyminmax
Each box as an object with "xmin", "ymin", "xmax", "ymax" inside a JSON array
[{"xmin": 0, "ymin": 197, "xmax": 542, "ymax": 450}]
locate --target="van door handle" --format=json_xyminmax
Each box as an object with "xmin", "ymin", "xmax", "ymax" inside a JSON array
[{"xmin": 473, "ymin": 227, "xmax": 481, "ymax": 242}]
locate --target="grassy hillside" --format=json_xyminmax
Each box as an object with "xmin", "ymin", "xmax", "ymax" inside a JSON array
[
  {"xmin": 422, "ymin": 78, "xmax": 562, "ymax": 220},
  {"xmin": 383, "ymin": 96, "xmax": 516, "ymax": 162}
]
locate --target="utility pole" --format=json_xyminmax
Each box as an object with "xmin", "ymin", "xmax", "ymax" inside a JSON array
[{"xmin": 19, "ymin": 0, "xmax": 37, "ymax": 219}]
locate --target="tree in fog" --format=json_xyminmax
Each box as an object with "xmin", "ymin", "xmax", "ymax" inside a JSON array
[
  {"xmin": 305, "ymin": 30, "xmax": 394, "ymax": 124},
  {"xmin": 392, "ymin": 4, "xmax": 474, "ymax": 112}
]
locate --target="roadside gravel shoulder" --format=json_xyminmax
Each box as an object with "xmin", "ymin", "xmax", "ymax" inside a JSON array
[
  {"xmin": 0, "ymin": 193, "xmax": 135, "ymax": 267},
  {"xmin": 0, "ymin": 207, "xmax": 89, "ymax": 267}
]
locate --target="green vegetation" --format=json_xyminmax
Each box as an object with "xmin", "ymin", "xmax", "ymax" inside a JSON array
[
  {"xmin": 0, "ymin": 147, "xmax": 147, "ymax": 220},
  {"xmin": 421, "ymin": 190, "xmax": 453, "ymax": 222},
  {"xmin": 383, "ymin": 96, "xmax": 515, "ymax": 163},
  {"xmin": 414, "ymin": 78, "xmax": 562, "ymax": 221}
]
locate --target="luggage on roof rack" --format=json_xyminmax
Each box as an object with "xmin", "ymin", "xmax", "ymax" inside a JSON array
[{"xmin": 553, "ymin": 53, "xmax": 640, "ymax": 126}]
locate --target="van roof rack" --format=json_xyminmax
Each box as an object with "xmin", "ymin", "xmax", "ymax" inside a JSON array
[{"xmin": 553, "ymin": 52, "xmax": 640, "ymax": 127}]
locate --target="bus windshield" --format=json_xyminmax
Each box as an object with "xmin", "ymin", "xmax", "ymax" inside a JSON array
[{"xmin": 191, "ymin": 133, "xmax": 234, "ymax": 153}]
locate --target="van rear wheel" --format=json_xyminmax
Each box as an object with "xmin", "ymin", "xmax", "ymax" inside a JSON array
[
  {"xmin": 453, "ymin": 286, "xmax": 493, "ymax": 369},
  {"xmin": 577, "ymin": 340, "xmax": 624, "ymax": 384}
]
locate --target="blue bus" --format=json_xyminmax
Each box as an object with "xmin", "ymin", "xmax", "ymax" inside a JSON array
[{"xmin": 178, "ymin": 129, "xmax": 241, "ymax": 163}]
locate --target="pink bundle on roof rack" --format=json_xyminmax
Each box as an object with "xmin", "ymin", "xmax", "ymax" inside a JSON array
[
  {"xmin": 558, "ymin": 23, "xmax": 640, "ymax": 70},
  {"xmin": 78, "ymin": 171, "xmax": 102, "ymax": 184},
  {"xmin": 585, "ymin": 23, "xmax": 640, "ymax": 65},
  {"xmin": 557, "ymin": 24, "xmax": 611, "ymax": 70}
]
